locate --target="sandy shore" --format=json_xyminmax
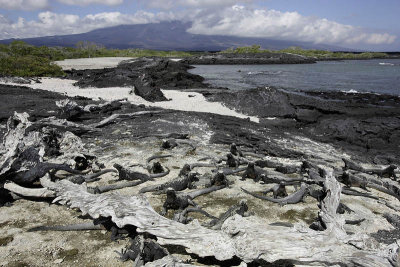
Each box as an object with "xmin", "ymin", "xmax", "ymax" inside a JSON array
[
  {"xmin": 53, "ymin": 57, "xmax": 135, "ymax": 70},
  {"xmin": 0, "ymin": 78, "xmax": 259, "ymax": 123},
  {"xmin": 53, "ymin": 57, "xmax": 182, "ymax": 70}
]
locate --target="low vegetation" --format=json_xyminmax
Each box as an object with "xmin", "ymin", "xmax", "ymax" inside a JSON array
[
  {"xmin": 0, "ymin": 41, "xmax": 389, "ymax": 77},
  {"xmin": 0, "ymin": 41, "xmax": 192, "ymax": 77},
  {"xmin": 0, "ymin": 55, "xmax": 64, "ymax": 77},
  {"xmin": 222, "ymin": 45, "xmax": 388, "ymax": 59}
]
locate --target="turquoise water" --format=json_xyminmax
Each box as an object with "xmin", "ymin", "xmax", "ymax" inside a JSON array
[{"xmin": 189, "ymin": 59, "xmax": 400, "ymax": 95}]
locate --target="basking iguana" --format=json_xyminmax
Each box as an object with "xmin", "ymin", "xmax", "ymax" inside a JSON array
[
  {"xmin": 139, "ymin": 172, "xmax": 199, "ymax": 194},
  {"xmin": 161, "ymin": 185, "xmax": 225, "ymax": 215},
  {"xmin": 67, "ymin": 169, "xmax": 117, "ymax": 184},
  {"xmin": 114, "ymin": 163, "xmax": 169, "ymax": 182},
  {"xmin": 242, "ymin": 184, "xmax": 309, "ymax": 205},
  {"xmin": 205, "ymin": 199, "xmax": 251, "ymax": 230}
]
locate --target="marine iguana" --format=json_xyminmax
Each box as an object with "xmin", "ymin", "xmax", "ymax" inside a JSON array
[
  {"xmin": 263, "ymin": 182, "xmax": 288, "ymax": 199},
  {"xmin": 113, "ymin": 163, "xmax": 170, "ymax": 182},
  {"xmin": 210, "ymin": 171, "xmax": 230, "ymax": 187},
  {"xmin": 341, "ymin": 187, "xmax": 379, "ymax": 200},
  {"xmin": 67, "ymin": 169, "xmax": 117, "ymax": 184},
  {"xmin": 337, "ymin": 203, "xmax": 354, "ymax": 214},
  {"xmin": 342, "ymin": 158, "xmax": 397, "ymax": 179},
  {"xmin": 138, "ymin": 133, "xmax": 189, "ymax": 140},
  {"xmin": 255, "ymin": 159, "xmax": 299, "ymax": 174},
  {"xmin": 307, "ymin": 184, "xmax": 325, "ymax": 201},
  {"xmin": 161, "ymin": 139, "xmax": 196, "ymax": 151},
  {"xmin": 139, "ymin": 172, "xmax": 200, "ymax": 194},
  {"xmin": 28, "ymin": 222, "xmax": 102, "ymax": 232},
  {"xmin": 147, "ymin": 162, "xmax": 165, "ymax": 174},
  {"xmin": 301, "ymin": 160, "xmax": 320, "ymax": 173},
  {"xmin": 212, "ymin": 167, "xmax": 247, "ymax": 176},
  {"xmin": 345, "ymin": 218, "xmax": 366, "ymax": 225},
  {"xmin": 10, "ymin": 162, "xmax": 83, "ymax": 185},
  {"xmin": 178, "ymin": 163, "xmax": 216, "ymax": 178},
  {"xmin": 306, "ymin": 168, "xmax": 325, "ymax": 184},
  {"xmin": 383, "ymin": 213, "xmax": 400, "ymax": 228},
  {"xmin": 161, "ymin": 185, "xmax": 226, "ymax": 215},
  {"xmin": 241, "ymin": 162, "xmax": 265, "ymax": 182},
  {"xmin": 146, "ymin": 154, "xmax": 172, "ymax": 164},
  {"xmin": 226, "ymin": 153, "xmax": 248, "ymax": 168},
  {"xmin": 205, "ymin": 199, "xmax": 250, "ymax": 230},
  {"xmin": 340, "ymin": 171, "xmax": 368, "ymax": 190},
  {"xmin": 241, "ymin": 184, "xmax": 309, "ymax": 205},
  {"xmin": 28, "ymin": 217, "xmax": 136, "ymax": 241},
  {"xmin": 241, "ymin": 162, "xmax": 303, "ymax": 184},
  {"xmin": 173, "ymin": 206, "xmax": 217, "ymax": 224},
  {"xmin": 89, "ymin": 180, "xmax": 144, "ymax": 194},
  {"xmin": 115, "ymin": 235, "xmax": 168, "ymax": 264},
  {"xmin": 230, "ymin": 143, "xmax": 243, "ymax": 157},
  {"xmin": 340, "ymin": 171, "xmax": 400, "ymax": 201},
  {"xmin": 1, "ymin": 146, "xmax": 84, "ymax": 185},
  {"xmin": 275, "ymin": 165, "xmax": 298, "ymax": 174}
]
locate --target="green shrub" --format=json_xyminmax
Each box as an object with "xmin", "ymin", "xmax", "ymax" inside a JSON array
[
  {"xmin": 0, "ymin": 41, "xmax": 194, "ymax": 77},
  {"xmin": 221, "ymin": 45, "xmax": 388, "ymax": 59},
  {"xmin": 0, "ymin": 55, "xmax": 64, "ymax": 77}
]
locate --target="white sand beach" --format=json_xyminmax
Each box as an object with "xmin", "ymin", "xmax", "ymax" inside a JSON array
[
  {"xmin": 53, "ymin": 57, "xmax": 135, "ymax": 70},
  {"xmin": 0, "ymin": 77, "xmax": 259, "ymax": 123}
]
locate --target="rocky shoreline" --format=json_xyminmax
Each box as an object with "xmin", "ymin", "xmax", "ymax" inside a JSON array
[
  {"xmin": 181, "ymin": 52, "xmax": 316, "ymax": 65},
  {"xmin": 0, "ymin": 57, "xmax": 400, "ymax": 266},
  {"xmin": 180, "ymin": 52, "xmax": 399, "ymax": 65}
]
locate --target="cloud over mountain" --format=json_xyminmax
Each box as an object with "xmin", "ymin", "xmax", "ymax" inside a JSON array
[
  {"xmin": 0, "ymin": 11, "xmax": 175, "ymax": 39},
  {"xmin": 0, "ymin": 2, "xmax": 396, "ymax": 48},
  {"xmin": 188, "ymin": 5, "xmax": 396, "ymax": 45},
  {"xmin": 58, "ymin": 0, "xmax": 124, "ymax": 6},
  {"xmin": 0, "ymin": 0, "xmax": 48, "ymax": 11},
  {"xmin": 143, "ymin": 0, "xmax": 252, "ymax": 9}
]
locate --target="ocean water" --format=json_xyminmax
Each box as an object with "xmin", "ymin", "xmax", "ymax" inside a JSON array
[{"xmin": 189, "ymin": 59, "xmax": 400, "ymax": 95}]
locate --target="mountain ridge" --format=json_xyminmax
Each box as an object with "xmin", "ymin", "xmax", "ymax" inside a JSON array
[{"xmin": 0, "ymin": 21, "xmax": 349, "ymax": 51}]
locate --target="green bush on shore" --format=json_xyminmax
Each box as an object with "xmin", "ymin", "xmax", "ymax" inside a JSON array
[
  {"xmin": 222, "ymin": 45, "xmax": 388, "ymax": 59},
  {"xmin": 0, "ymin": 41, "xmax": 193, "ymax": 61},
  {"xmin": 0, "ymin": 41, "xmax": 390, "ymax": 77},
  {"xmin": 0, "ymin": 40, "xmax": 193, "ymax": 77},
  {"xmin": 0, "ymin": 55, "xmax": 64, "ymax": 77}
]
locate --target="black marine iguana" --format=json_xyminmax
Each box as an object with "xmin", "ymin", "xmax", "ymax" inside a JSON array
[
  {"xmin": 139, "ymin": 171, "xmax": 199, "ymax": 194},
  {"xmin": 67, "ymin": 169, "xmax": 117, "ymax": 184},
  {"xmin": 343, "ymin": 158, "xmax": 397, "ymax": 179},
  {"xmin": 241, "ymin": 162, "xmax": 265, "ymax": 182},
  {"xmin": 226, "ymin": 153, "xmax": 248, "ymax": 168},
  {"xmin": 113, "ymin": 163, "xmax": 170, "ymax": 182},
  {"xmin": 161, "ymin": 185, "xmax": 226, "ymax": 215},
  {"xmin": 161, "ymin": 139, "xmax": 196, "ymax": 151},
  {"xmin": 11, "ymin": 162, "xmax": 83, "ymax": 185},
  {"xmin": 241, "ymin": 162, "xmax": 303, "ymax": 184},
  {"xmin": 147, "ymin": 162, "xmax": 166, "ymax": 174},
  {"xmin": 340, "ymin": 171, "xmax": 400, "ymax": 201},
  {"xmin": 173, "ymin": 206, "xmax": 217, "ymax": 224},
  {"xmin": 262, "ymin": 182, "xmax": 288, "ymax": 199},
  {"xmin": 138, "ymin": 133, "xmax": 189, "ymax": 140},
  {"xmin": 115, "ymin": 235, "xmax": 168, "ymax": 264},
  {"xmin": 205, "ymin": 199, "xmax": 251, "ymax": 230},
  {"xmin": 28, "ymin": 217, "xmax": 137, "ymax": 241},
  {"xmin": 241, "ymin": 184, "xmax": 309, "ymax": 205}
]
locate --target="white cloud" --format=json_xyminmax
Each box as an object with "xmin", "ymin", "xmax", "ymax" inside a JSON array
[
  {"xmin": 0, "ymin": 4, "xmax": 395, "ymax": 47},
  {"xmin": 188, "ymin": 5, "xmax": 396, "ymax": 45},
  {"xmin": 58, "ymin": 0, "xmax": 124, "ymax": 6},
  {"xmin": 0, "ymin": 11, "xmax": 174, "ymax": 39},
  {"xmin": 0, "ymin": 0, "xmax": 48, "ymax": 10},
  {"xmin": 143, "ymin": 0, "xmax": 252, "ymax": 9}
]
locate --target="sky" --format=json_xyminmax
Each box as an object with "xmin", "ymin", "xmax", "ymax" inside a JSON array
[{"xmin": 0, "ymin": 0, "xmax": 399, "ymax": 51}]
